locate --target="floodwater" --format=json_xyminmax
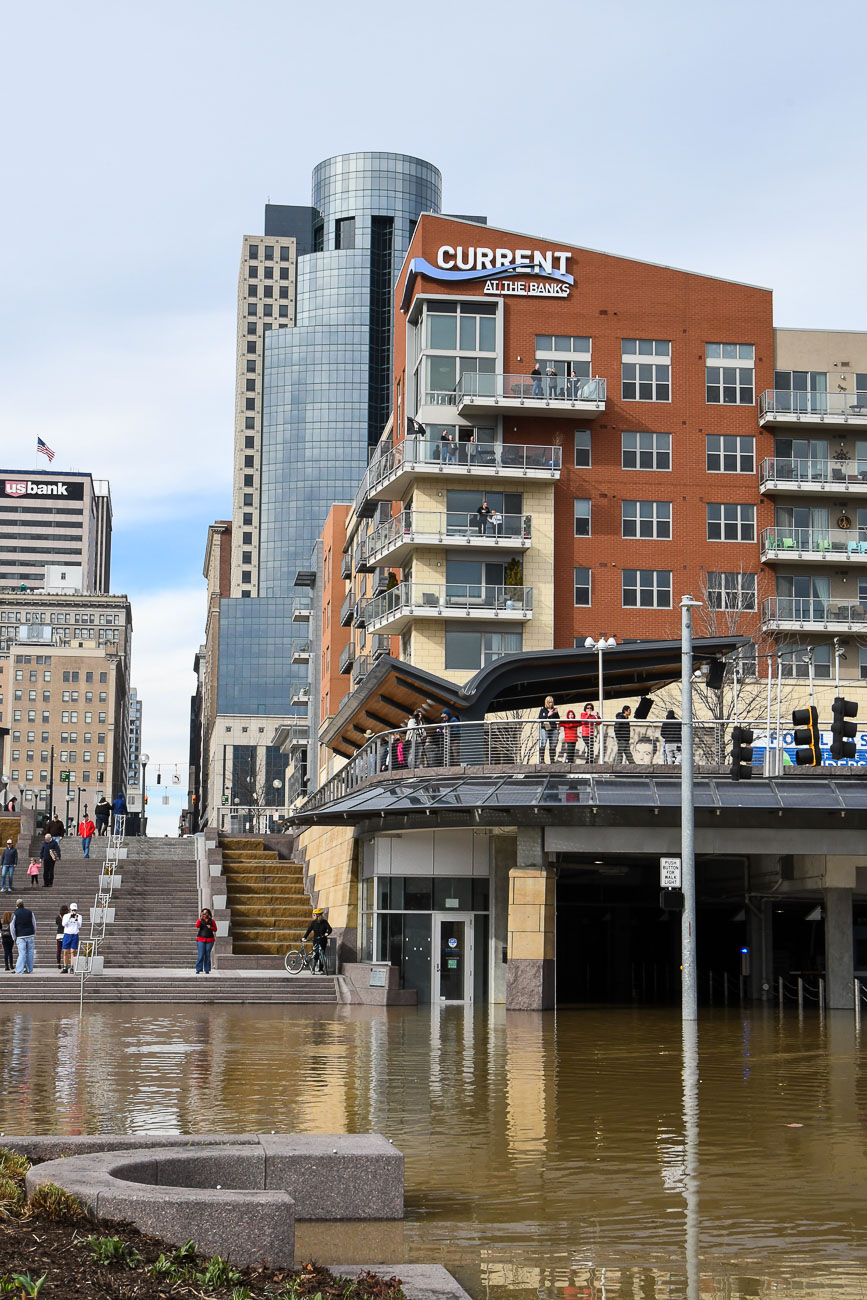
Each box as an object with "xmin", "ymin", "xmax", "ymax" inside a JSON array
[{"xmin": 1, "ymin": 1003, "xmax": 866, "ymax": 1300}]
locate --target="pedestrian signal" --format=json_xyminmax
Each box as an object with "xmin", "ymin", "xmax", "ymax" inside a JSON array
[
  {"xmin": 792, "ymin": 705, "xmax": 821, "ymax": 766},
  {"xmin": 156, "ymin": 772, "xmax": 161, "ymax": 784},
  {"xmin": 730, "ymin": 726, "xmax": 754, "ymax": 781},
  {"xmin": 830, "ymin": 697, "xmax": 858, "ymax": 760}
]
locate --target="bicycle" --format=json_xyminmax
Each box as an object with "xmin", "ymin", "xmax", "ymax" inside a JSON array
[{"xmin": 284, "ymin": 940, "xmax": 328, "ymax": 975}]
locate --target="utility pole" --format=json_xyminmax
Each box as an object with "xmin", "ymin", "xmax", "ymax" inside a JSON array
[{"xmin": 680, "ymin": 595, "xmax": 702, "ymax": 1023}]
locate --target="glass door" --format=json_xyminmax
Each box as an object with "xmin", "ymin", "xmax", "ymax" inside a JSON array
[{"xmin": 433, "ymin": 913, "xmax": 474, "ymax": 1003}]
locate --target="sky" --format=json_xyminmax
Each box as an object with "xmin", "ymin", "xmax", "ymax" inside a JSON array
[{"xmin": 1, "ymin": 0, "xmax": 865, "ymax": 832}]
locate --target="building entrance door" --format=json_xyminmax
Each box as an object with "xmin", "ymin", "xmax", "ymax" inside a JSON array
[{"xmin": 433, "ymin": 913, "xmax": 474, "ymax": 1003}]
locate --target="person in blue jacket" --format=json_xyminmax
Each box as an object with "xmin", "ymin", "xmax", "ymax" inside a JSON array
[{"xmin": 112, "ymin": 792, "xmax": 128, "ymax": 834}]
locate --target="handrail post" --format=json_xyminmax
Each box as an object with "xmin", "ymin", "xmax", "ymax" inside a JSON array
[
  {"xmin": 798, "ymin": 976, "xmax": 804, "ymax": 1012},
  {"xmin": 778, "ymin": 976, "xmax": 784, "ymax": 1007},
  {"xmin": 856, "ymin": 978, "xmax": 861, "ymax": 1030}
]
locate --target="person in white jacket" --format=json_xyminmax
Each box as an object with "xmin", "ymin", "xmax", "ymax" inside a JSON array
[{"xmin": 60, "ymin": 903, "xmax": 82, "ymax": 974}]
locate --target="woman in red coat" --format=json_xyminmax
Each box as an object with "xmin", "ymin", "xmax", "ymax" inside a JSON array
[
  {"xmin": 560, "ymin": 709, "xmax": 580, "ymax": 763},
  {"xmin": 195, "ymin": 907, "xmax": 217, "ymax": 974},
  {"xmin": 580, "ymin": 703, "xmax": 600, "ymax": 763}
]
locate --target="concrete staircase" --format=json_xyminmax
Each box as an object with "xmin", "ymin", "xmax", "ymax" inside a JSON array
[
  {"xmin": 220, "ymin": 838, "xmax": 314, "ymax": 956},
  {"xmin": 0, "ymin": 972, "xmax": 338, "ymax": 1004}
]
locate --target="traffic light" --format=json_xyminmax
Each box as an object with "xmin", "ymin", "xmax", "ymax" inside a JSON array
[
  {"xmin": 830, "ymin": 697, "xmax": 858, "ymax": 761},
  {"xmin": 156, "ymin": 772, "xmax": 161, "ymax": 784},
  {"xmin": 730, "ymin": 726, "xmax": 754, "ymax": 780},
  {"xmin": 792, "ymin": 705, "xmax": 821, "ymax": 766}
]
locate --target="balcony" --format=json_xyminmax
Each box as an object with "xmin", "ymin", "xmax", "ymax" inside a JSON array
[
  {"xmin": 362, "ymin": 581, "xmax": 533, "ymax": 636},
  {"xmin": 356, "ymin": 437, "xmax": 562, "ymax": 508},
  {"xmin": 290, "ymin": 686, "xmax": 309, "ymax": 708},
  {"xmin": 340, "ymin": 590, "xmax": 355, "ymax": 627},
  {"xmin": 759, "ymin": 456, "xmax": 867, "ymax": 495},
  {"xmin": 352, "ymin": 653, "xmax": 372, "ymax": 686},
  {"xmin": 455, "ymin": 372, "xmax": 606, "ymax": 419},
  {"xmin": 370, "ymin": 633, "xmax": 391, "ymax": 659},
  {"xmin": 761, "ymin": 596, "xmax": 867, "ymax": 634},
  {"xmin": 338, "ymin": 641, "xmax": 355, "ymax": 675},
  {"xmin": 761, "ymin": 525, "xmax": 867, "ymax": 564},
  {"xmin": 290, "ymin": 640, "xmax": 311, "ymax": 664},
  {"xmin": 341, "ymin": 550, "xmax": 352, "ymax": 580},
  {"xmin": 354, "ymin": 539, "xmax": 374, "ymax": 574},
  {"xmin": 364, "ymin": 509, "xmax": 533, "ymax": 568},
  {"xmin": 291, "ymin": 600, "xmax": 311, "ymax": 622},
  {"xmin": 759, "ymin": 389, "xmax": 867, "ymax": 429}
]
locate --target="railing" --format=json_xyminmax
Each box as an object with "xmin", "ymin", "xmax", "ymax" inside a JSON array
[
  {"xmin": 340, "ymin": 590, "xmax": 354, "ymax": 626},
  {"xmin": 364, "ymin": 510, "xmax": 532, "ymax": 565},
  {"xmin": 290, "ymin": 640, "xmax": 311, "ymax": 662},
  {"xmin": 341, "ymin": 550, "xmax": 352, "ymax": 579},
  {"xmin": 352, "ymin": 653, "xmax": 372, "ymax": 685},
  {"xmin": 363, "ymin": 581, "xmax": 533, "ymax": 630},
  {"xmin": 759, "ymin": 457, "xmax": 867, "ymax": 488},
  {"xmin": 760, "ymin": 525, "xmax": 867, "ymax": 559},
  {"xmin": 355, "ymin": 437, "xmax": 563, "ymax": 511},
  {"xmin": 370, "ymin": 633, "xmax": 391, "ymax": 658},
  {"xmin": 339, "ymin": 641, "xmax": 355, "ymax": 674},
  {"xmin": 762, "ymin": 596, "xmax": 867, "ymax": 626},
  {"xmin": 298, "ymin": 717, "xmax": 821, "ymax": 813},
  {"xmin": 760, "ymin": 389, "xmax": 867, "ymax": 419},
  {"xmin": 457, "ymin": 372, "xmax": 607, "ymax": 404},
  {"xmin": 291, "ymin": 600, "xmax": 312, "ymax": 621}
]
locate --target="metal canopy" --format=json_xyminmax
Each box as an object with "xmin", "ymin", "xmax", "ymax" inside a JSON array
[{"xmin": 321, "ymin": 636, "xmax": 747, "ymax": 759}]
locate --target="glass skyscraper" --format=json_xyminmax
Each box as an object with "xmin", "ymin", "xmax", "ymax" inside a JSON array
[{"xmin": 258, "ymin": 152, "xmax": 442, "ymax": 597}]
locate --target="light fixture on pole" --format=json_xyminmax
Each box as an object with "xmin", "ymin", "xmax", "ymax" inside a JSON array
[
  {"xmin": 584, "ymin": 636, "xmax": 617, "ymax": 721},
  {"xmin": 140, "ymin": 753, "xmax": 150, "ymax": 838}
]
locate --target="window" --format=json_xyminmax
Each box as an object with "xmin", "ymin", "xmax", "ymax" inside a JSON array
[
  {"xmin": 278, "ymin": 305, "xmax": 289, "ymax": 318},
  {"xmin": 706, "ymin": 344, "xmax": 754, "ymax": 404},
  {"xmin": 248, "ymin": 244, "xmax": 258, "ymax": 259},
  {"xmin": 707, "ymin": 503, "xmax": 755, "ymax": 542},
  {"xmin": 445, "ymin": 628, "xmax": 522, "ymax": 670},
  {"xmin": 247, "ymin": 303, "xmax": 257, "ymax": 317},
  {"xmin": 780, "ymin": 644, "xmax": 832, "ymax": 679},
  {"xmin": 859, "ymin": 646, "xmax": 867, "ymax": 680},
  {"xmin": 263, "ymin": 266, "xmax": 273, "ymax": 280},
  {"xmin": 622, "ymin": 340, "xmax": 670, "ymax": 401},
  {"xmin": 574, "ymin": 499, "xmax": 591, "ymax": 537},
  {"xmin": 245, "ymin": 417, "xmax": 254, "ymax": 430},
  {"xmin": 622, "ymin": 500, "xmax": 671, "ymax": 539},
  {"xmin": 706, "ymin": 435, "xmax": 755, "ymax": 473},
  {"xmin": 244, "ymin": 455, "xmax": 254, "ymax": 467},
  {"xmin": 263, "ymin": 285, "xmax": 273, "ymax": 298},
  {"xmin": 574, "ymin": 430, "xmax": 591, "ymax": 468},
  {"xmin": 280, "ymin": 247, "xmax": 291, "ymax": 262},
  {"xmin": 335, "ymin": 217, "xmax": 355, "ymax": 250},
  {"xmin": 264, "ymin": 245, "xmax": 273, "ymax": 260},
  {"xmin": 622, "ymin": 569, "xmax": 672, "ymax": 608},
  {"xmin": 574, "ymin": 567, "xmax": 591, "ymax": 606},
  {"xmin": 707, "ymin": 572, "xmax": 757, "ymax": 611},
  {"xmin": 622, "ymin": 431, "xmax": 671, "ymax": 470}
]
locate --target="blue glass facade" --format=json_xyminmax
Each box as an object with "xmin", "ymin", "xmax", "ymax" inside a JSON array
[
  {"xmin": 216, "ymin": 597, "xmax": 296, "ymax": 715},
  {"xmin": 259, "ymin": 152, "xmax": 442, "ymax": 598}
]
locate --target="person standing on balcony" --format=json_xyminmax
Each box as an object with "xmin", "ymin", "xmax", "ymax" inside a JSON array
[
  {"xmin": 537, "ymin": 697, "xmax": 560, "ymax": 763},
  {"xmin": 614, "ymin": 707, "xmax": 635, "ymax": 765},
  {"xmin": 580, "ymin": 704, "xmax": 600, "ymax": 763},
  {"xmin": 546, "ymin": 363, "xmax": 557, "ymax": 398},
  {"xmin": 661, "ymin": 710, "xmax": 683, "ymax": 765},
  {"xmin": 476, "ymin": 500, "xmax": 492, "ymax": 536},
  {"xmin": 531, "ymin": 363, "xmax": 543, "ymax": 398},
  {"xmin": 440, "ymin": 430, "xmax": 457, "ymax": 464}
]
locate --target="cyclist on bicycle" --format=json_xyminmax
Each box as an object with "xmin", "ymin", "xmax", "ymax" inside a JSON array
[{"xmin": 303, "ymin": 908, "xmax": 332, "ymax": 973}]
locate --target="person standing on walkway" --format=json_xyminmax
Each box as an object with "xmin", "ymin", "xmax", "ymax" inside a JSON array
[
  {"xmin": 10, "ymin": 899, "xmax": 36, "ymax": 974},
  {"xmin": 580, "ymin": 704, "xmax": 600, "ymax": 763},
  {"xmin": 537, "ymin": 696, "xmax": 560, "ymax": 763},
  {"xmin": 47, "ymin": 814, "xmax": 64, "ymax": 839},
  {"xmin": 41, "ymin": 832, "xmax": 60, "ymax": 888},
  {"xmin": 59, "ymin": 904, "xmax": 81, "ymax": 974},
  {"xmin": 661, "ymin": 709, "xmax": 683, "ymax": 765},
  {"xmin": 1, "ymin": 911, "xmax": 13, "ymax": 971},
  {"xmin": 112, "ymin": 792, "xmax": 127, "ymax": 835},
  {"xmin": 560, "ymin": 710, "xmax": 579, "ymax": 763},
  {"xmin": 614, "ymin": 706, "xmax": 636, "ymax": 765},
  {"xmin": 94, "ymin": 796, "xmax": 111, "ymax": 836},
  {"xmin": 303, "ymin": 908, "xmax": 332, "ymax": 974},
  {"xmin": 27, "ymin": 858, "xmax": 39, "ymax": 887},
  {"xmin": 1, "ymin": 839, "xmax": 17, "ymax": 893},
  {"xmin": 78, "ymin": 815, "xmax": 95, "ymax": 859},
  {"xmin": 55, "ymin": 911, "xmax": 64, "ymax": 970},
  {"xmin": 195, "ymin": 907, "xmax": 217, "ymax": 974}
]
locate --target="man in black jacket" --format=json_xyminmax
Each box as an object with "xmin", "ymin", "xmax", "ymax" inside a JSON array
[
  {"xmin": 614, "ymin": 707, "xmax": 635, "ymax": 765},
  {"xmin": 10, "ymin": 899, "xmax": 36, "ymax": 973},
  {"xmin": 40, "ymin": 833, "xmax": 61, "ymax": 888},
  {"xmin": 303, "ymin": 908, "xmax": 333, "ymax": 974},
  {"xmin": 1, "ymin": 839, "xmax": 17, "ymax": 893}
]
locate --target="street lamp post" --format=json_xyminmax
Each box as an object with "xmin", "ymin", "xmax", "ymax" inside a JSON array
[
  {"xmin": 140, "ymin": 753, "xmax": 150, "ymax": 838},
  {"xmin": 680, "ymin": 595, "xmax": 702, "ymax": 1023},
  {"xmin": 584, "ymin": 636, "xmax": 617, "ymax": 720}
]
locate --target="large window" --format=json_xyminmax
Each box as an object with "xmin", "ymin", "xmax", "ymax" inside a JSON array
[
  {"xmin": 622, "ymin": 500, "xmax": 671, "ymax": 540},
  {"xmin": 706, "ymin": 343, "xmax": 754, "ymax": 404},
  {"xmin": 574, "ymin": 499, "xmax": 591, "ymax": 537},
  {"xmin": 706, "ymin": 435, "xmax": 755, "ymax": 474},
  {"xmin": 622, "ymin": 569, "xmax": 672, "ymax": 608},
  {"xmin": 574, "ymin": 429, "xmax": 591, "ymax": 467},
  {"xmin": 779, "ymin": 644, "xmax": 832, "ymax": 679},
  {"xmin": 574, "ymin": 567, "xmax": 591, "ymax": 606},
  {"xmin": 417, "ymin": 301, "xmax": 498, "ymax": 405},
  {"xmin": 707, "ymin": 572, "xmax": 757, "ymax": 611},
  {"xmin": 622, "ymin": 432, "xmax": 671, "ymax": 471},
  {"xmin": 707, "ymin": 504, "xmax": 755, "ymax": 542},
  {"xmin": 445, "ymin": 628, "xmax": 522, "ymax": 670},
  {"xmin": 535, "ymin": 335, "xmax": 592, "ymax": 386},
  {"xmin": 621, "ymin": 340, "xmax": 670, "ymax": 402}
]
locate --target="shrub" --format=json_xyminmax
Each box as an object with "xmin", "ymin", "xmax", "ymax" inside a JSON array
[{"xmin": 26, "ymin": 1182, "xmax": 89, "ymax": 1225}]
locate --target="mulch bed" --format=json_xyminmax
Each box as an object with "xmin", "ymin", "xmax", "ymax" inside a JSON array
[{"xmin": 0, "ymin": 1149, "xmax": 407, "ymax": 1299}]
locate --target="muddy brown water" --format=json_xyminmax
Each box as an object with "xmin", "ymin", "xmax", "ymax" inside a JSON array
[{"xmin": 0, "ymin": 1003, "xmax": 865, "ymax": 1299}]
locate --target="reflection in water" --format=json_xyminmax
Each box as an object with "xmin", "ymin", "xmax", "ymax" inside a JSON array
[{"xmin": 0, "ymin": 1003, "xmax": 866, "ymax": 1299}]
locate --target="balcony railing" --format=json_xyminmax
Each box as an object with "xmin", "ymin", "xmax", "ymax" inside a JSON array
[
  {"xmin": 370, "ymin": 633, "xmax": 391, "ymax": 659},
  {"xmin": 456, "ymin": 372, "xmax": 607, "ymax": 412},
  {"xmin": 340, "ymin": 590, "xmax": 355, "ymax": 627},
  {"xmin": 355, "ymin": 437, "xmax": 562, "ymax": 512},
  {"xmin": 341, "ymin": 551, "xmax": 352, "ymax": 579},
  {"xmin": 338, "ymin": 641, "xmax": 355, "ymax": 674},
  {"xmin": 363, "ymin": 581, "xmax": 533, "ymax": 634},
  {"xmin": 760, "ymin": 525, "xmax": 867, "ymax": 562},
  {"xmin": 297, "ymin": 717, "xmax": 831, "ymax": 814},
  {"xmin": 291, "ymin": 600, "xmax": 312, "ymax": 622},
  {"xmin": 762, "ymin": 596, "xmax": 867, "ymax": 630},
  {"xmin": 760, "ymin": 390, "xmax": 867, "ymax": 422},
  {"xmin": 290, "ymin": 640, "xmax": 311, "ymax": 664},
  {"xmin": 759, "ymin": 457, "xmax": 867, "ymax": 491},
  {"xmin": 364, "ymin": 509, "xmax": 532, "ymax": 566},
  {"xmin": 352, "ymin": 653, "xmax": 372, "ymax": 685}
]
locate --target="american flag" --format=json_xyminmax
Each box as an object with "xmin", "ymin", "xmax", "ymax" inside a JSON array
[{"xmin": 37, "ymin": 438, "xmax": 55, "ymax": 463}]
